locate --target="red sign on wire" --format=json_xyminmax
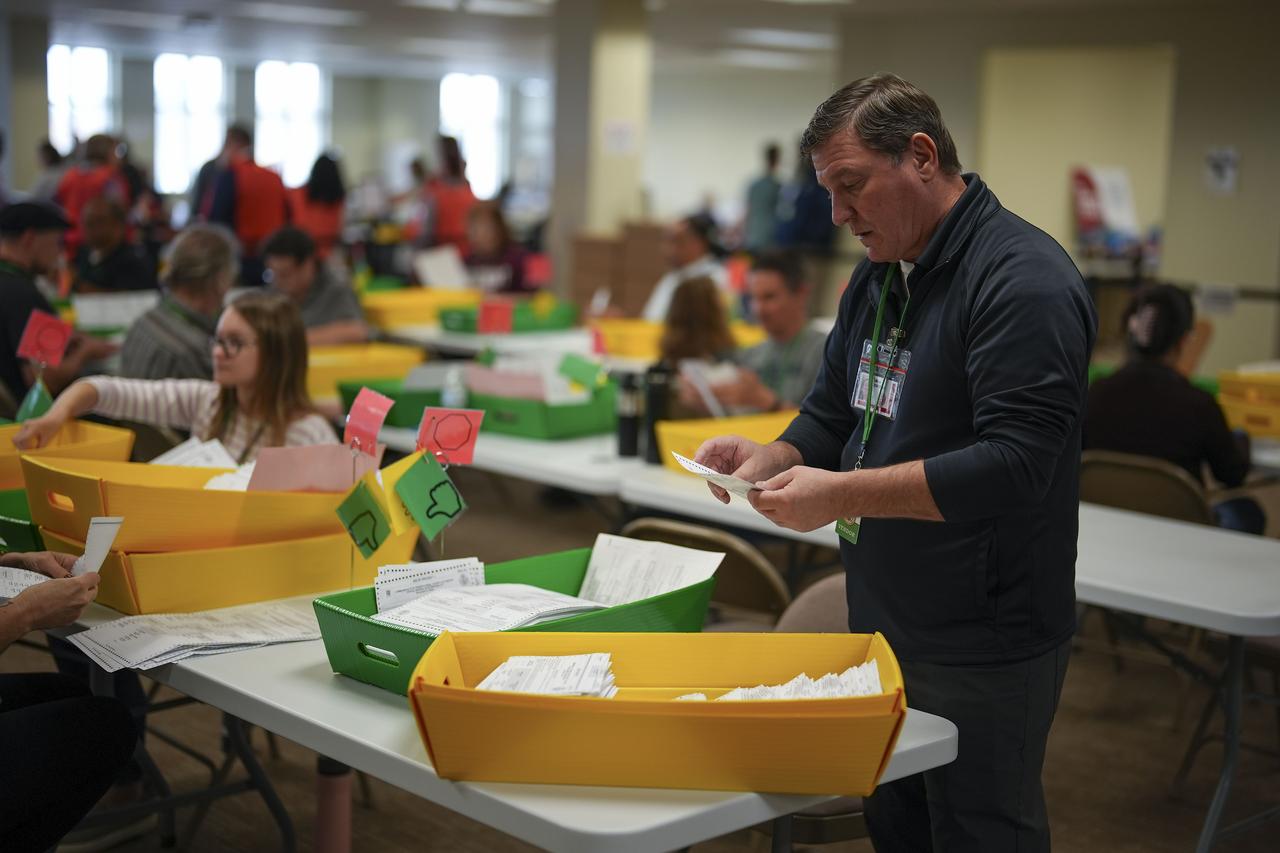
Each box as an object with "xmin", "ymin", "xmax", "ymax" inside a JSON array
[
  {"xmin": 416, "ymin": 407, "xmax": 485, "ymax": 466},
  {"xmin": 17, "ymin": 310, "xmax": 73, "ymax": 368}
]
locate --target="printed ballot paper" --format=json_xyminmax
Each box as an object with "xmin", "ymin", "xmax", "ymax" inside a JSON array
[
  {"xmin": 579, "ymin": 532, "xmax": 723, "ymax": 607},
  {"xmin": 477, "ymin": 653, "xmax": 618, "ymax": 698},
  {"xmin": 0, "ymin": 516, "xmax": 122, "ymax": 601},
  {"xmin": 68, "ymin": 597, "xmax": 320, "ymax": 672},
  {"xmin": 671, "ymin": 452, "xmax": 760, "ymax": 501},
  {"xmin": 675, "ymin": 660, "xmax": 883, "ymax": 702},
  {"xmin": 150, "ymin": 438, "xmax": 237, "ymax": 469},
  {"xmin": 373, "ymin": 558, "xmax": 485, "ymax": 612},
  {"xmin": 73, "ymin": 517, "xmax": 123, "ymax": 577},
  {"xmin": 371, "ymin": 584, "xmax": 603, "ymax": 634}
]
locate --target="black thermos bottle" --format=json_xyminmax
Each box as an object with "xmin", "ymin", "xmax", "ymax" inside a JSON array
[
  {"xmin": 616, "ymin": 372, "xmax": 641, "ymax": 457},
  {"xmin": 642, "ymin": 362, "xmax": 672, "ymax": 464}
]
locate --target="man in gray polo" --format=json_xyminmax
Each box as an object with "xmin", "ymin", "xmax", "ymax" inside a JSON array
[
  {"xmin": 697, "ymin": 74, "xmax": 1096, "ymax": 851},
  {"xmin": 261, "ymin": 226, "xmax": 368, "ymax": 346}
]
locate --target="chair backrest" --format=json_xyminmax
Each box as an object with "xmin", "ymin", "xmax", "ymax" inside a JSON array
[
  {"xmin": 775, "ymin": 571, "xmax": 848, "ymax": 633},
  {"xmin": 619, "ymin": 517, "xmax": 790, "ymax": 621},
  {"xmin": 1079, "ymin": 450, "xmax": 1213, "ymax": 526}
]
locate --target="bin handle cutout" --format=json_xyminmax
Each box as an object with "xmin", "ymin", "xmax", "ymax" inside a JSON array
[
  {"xmin": 46, "ymin": 491, "xmax": 75, "ymax": 513},
  {"xmin": 357, "ymin": 643, "xmax": 400, "ymax": 667}
]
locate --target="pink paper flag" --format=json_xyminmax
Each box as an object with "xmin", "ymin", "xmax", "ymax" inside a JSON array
[
  {"xmin": 416, "ymin": 407, "xmax": 486, "ymax": 466},
  {"xmin": 343, "ymin": 387, "xmax": 395, "ymax": 453}
]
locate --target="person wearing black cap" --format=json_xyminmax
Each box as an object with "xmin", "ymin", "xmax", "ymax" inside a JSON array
[
  {"xmin": 0, "ymin": 202, "xmax": 116, "ymax": 411},
  {"xmin": 640, "ymin": 213, "xmax": 728, "ymax": 322}
]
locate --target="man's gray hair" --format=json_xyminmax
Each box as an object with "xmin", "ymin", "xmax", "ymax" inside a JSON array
[
  {"xmin": 801, "ymin": 73, "xmax": 961, "ymax": 175},
  {"xmin": 163, "ymin": 224, "xmax": 239, "ymax": 295}
]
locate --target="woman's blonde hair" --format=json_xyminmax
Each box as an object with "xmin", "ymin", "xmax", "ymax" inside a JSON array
[
  {"xmin": 205, "ymin": 291, "xmax": 314, "ymax": 451},
  {"xmin": 659, "ymin": 276, "xmax": 735, "ymax": 363}
]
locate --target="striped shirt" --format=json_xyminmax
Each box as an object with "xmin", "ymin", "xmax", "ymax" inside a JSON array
[
  {"xmin": 119, "ymin": 296, "xmax": 216, "ymax": 381},
  {"xmin": 86, "ymin": 376, "xmax": 338, "ymax": 464}
]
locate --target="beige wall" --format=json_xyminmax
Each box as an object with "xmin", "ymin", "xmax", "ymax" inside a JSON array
[
  {"xmin": 8, "ymin": 16, "xmax": 50, "ymax": 192},
  {"xmin": 977, "ymin": 45, "xmax": 1175, "ymax": 252},
  {"xmin": 644, "ymin": 65, "xmax": 834, "ymax": 220},
  {"xmin": 838, "ymin": 4, "xmax": 1280, "ymax": 372}
]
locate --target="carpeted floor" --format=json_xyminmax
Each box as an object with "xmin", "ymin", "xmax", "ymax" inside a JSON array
[{"xmin": 3, "ymin": 468, "xmax": 1278, "ymax": 852}]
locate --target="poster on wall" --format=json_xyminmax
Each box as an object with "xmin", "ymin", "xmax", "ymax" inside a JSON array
[{"xmin": 1204, "ymin": 147, "xmax": 1239, "ymax": 195}]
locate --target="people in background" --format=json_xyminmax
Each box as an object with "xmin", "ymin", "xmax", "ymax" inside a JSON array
[
  {"xmin": 192, "ymin": 124, "xmax": 289, "ymax": 286},
  {"xmin": 681, "ymin": 251, "xmax": 825, "ymax": 415},
  {"xmin": 261, "ymin": 226, "xmax": 368, "ymax": 346},
  {"xmin": 55, "ymin": 133, "xmax": 131, "ymax": 259},
  {"xmin": 29, "ymin": 139, "xmax": 68, "ymax": 202},
  {"xmin": 120, "ymin": 225, "xmax": 237, "ymax": 381},
  {"xmin": 774, "ymin": 142, "xmax": 836, "ymax": 255},
  {"xmin": 16, "ymin": 291, "xmax": 337, "ymax": 464},
  {"xmin": 288, "ymin": 153, "xmax": 347, "ymax": 261},
  {"xmin": 741, "ymin": 142, "xmax": 782, "ymax": 254},
  {"xmin": 659, "ymin": 276, "xmax": 736, "ymax": 364},
  {"xmin": 641, "ymin": 213, "xmax": 729, "ymax": 322},
  {"xmin": 1085, "ymin": 284, "xmax": 1265, "ymax": 534},
  {"xmin": 464, "ymin": 202, "xmax": 532, "ymax": 294},
  {"xmin": 0, "ymin": 202, "xmax": 116, "ymax": 409},
  {"xmin": 72, "ymin": 196, "xmax": 156, "ymax": 293},
  {"xmin": 426, "ymin": 135, "xmax": 476, "ymax": 252},
  {"xmin": 0, "ymin": 549, "xmax": 136, "ymax": 853}
]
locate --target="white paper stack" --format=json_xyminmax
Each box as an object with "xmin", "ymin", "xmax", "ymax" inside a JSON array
[
  {"xmin": 67, "ymin": 597, "xmax": 320, "ymax": 672},
  {"xmin": 203, "ymin": 462, "xmax": 256, "ymax": 491},
  {"xmin": 150, "ymin": 437, "xmax": 238, "ymax": 469},
  {"xmin": 370, "ymin": 583, "xmax": 604, "ymax": 635},
  {"xmin": 477, "ymin": 652, "xmax": 618, "ymax": 698},
  {"xmin": 675, "ymin": 660, "xmax": 883, "ymax": 702},
  {"xmin": 374, "ymin": 558, "xmax": 485, "ymax": 612},
  {"xmin": 578, "ymin": 533, "xmax": 723, "ymax": 607}
]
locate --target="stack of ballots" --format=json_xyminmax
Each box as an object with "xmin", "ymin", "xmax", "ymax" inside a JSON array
[
  {"xmin": 477, "ymin": 653, "xmax": 618, "ymax": 698},
  {"xmin": 68, "ymin": 597, "xmax": 320, "ymax": 672}
]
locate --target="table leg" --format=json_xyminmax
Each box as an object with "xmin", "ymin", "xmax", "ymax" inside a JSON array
[
  {"xmin": 771, "ymin": 814, "xmax": 793, "ymax": 853},
  {"xmin": 315, "ymin": 756, "xmax": 353, "ymax": 853},
  {"xmin": 1195, "ymin": 634, "xmax": 1243, "ymax": 853}
]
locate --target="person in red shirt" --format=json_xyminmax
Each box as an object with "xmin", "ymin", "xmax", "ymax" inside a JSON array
[
  {"xmin": 426, "ymin": 135, "xmax": 476, "ymax": 252},
  {"xmin": 54, "ymin": 134, "xmax": 130, "ymax": 259},
  {"xmin": 192, "ymin": 124, "xmax": 288, "ymax": 285},
  {"xmin": 287, "ymin": 153, "xmax": 346, "ymax": 262}
]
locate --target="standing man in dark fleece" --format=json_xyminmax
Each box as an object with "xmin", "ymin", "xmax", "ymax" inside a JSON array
[{"xmin": 696, "ymin": 74, "xmax": 1096, "ymax": 852}]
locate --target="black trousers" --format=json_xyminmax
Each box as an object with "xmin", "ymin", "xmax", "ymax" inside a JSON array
[
  {"xmin": 866, "ymin": 638, "xmax": 1071, "ymax": 853},
  {"xmin": 0, "ymin": 672, "xmax": 137, "ymax": 853}
]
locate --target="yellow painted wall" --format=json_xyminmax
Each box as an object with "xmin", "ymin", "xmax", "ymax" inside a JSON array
[{"xmin": 977, "ymin": 45, "xmax": 1175, "ymax": 253}]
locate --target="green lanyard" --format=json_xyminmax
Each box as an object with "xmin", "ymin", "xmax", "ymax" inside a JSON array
[{"xmin": 855, "ymin": 264, "xmax": 912, "ymax": 471}]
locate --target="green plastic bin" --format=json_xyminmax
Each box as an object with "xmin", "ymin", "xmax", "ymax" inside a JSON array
[
  {"xmin": 337, "ymin": 378, "xmax": 443, "ymax": 428},
  {"xmin": 470, "ymin": 383, "xmax": 616, "ymax": 440},
  {"xmin": 313, "ymin": 547, "xmax": 714, "ymax": 694},
  {"xmin": 0, "ymin": 488, "xmax": 42, "ymax": 553},
  {"xmin": 439, "ymin": 301, "xmax": 578, "ymax": 334}
]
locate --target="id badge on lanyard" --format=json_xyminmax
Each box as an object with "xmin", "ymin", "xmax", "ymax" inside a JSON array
[{"xmin": 851, "ymin": 339, "xmax": 911, "ymax": 420}]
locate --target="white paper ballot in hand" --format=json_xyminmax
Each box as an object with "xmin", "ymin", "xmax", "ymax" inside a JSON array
[
  {"xmin": 72, "ymin": 517, "xmax": 123, "ymax": 577},
  {"xmin": 671, "ymin": 452, "xmax": 760, "ymax": 500}
]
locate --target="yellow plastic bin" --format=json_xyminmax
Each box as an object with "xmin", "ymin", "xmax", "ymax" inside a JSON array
[
  {"xmin": 21, "ymin": 456, "xmax": 350, "ymax": 552},
  {"xmin": 592, "ymin": 319, "xmax": 766, "ymax": 361},
  {"xmin": 408, "ymin": 631, "xmax": 906, "ymax": 796},
  {"xmin": 307, "ymin": 344, "xmax": 424, "ymax": 402},
  {"xmin": 654, "ymin": 411, "xmax": 798, "ymax": 474},
  {"xmin": 42, "ymin": 527, "xmax": 417, "ymax": 615},
  {"xmin": 1219, "ymin": 371, "xmax": 1280, "ymax": 438},
  {"xmin": 361, "ymin": 288, "xmax": 482, "ymax": 330},
  {"xmin": 0, "ymin": 420, "xmax": 135, "ymax": 490}
]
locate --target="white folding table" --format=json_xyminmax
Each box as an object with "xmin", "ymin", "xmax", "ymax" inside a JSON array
[{"xmin": 74, "ymin": 606, "xmax": 957, "ymax": 853}]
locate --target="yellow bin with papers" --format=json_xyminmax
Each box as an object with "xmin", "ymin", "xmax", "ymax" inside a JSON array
[
  {"xmin": 307, "ymin": 343, "xmax": 424, "ymax": 402},
  {"xmin": 655, "ymin": 411, "xmax": 798, "ymax": 475},
  {"xmin": 408, "ymin": 631, "xmax": 907, "ymax": 796},
  {"xmin": 1218, "ymin": 370, "xmax": 1280, "ymax": 438},
  {"xmin": 592, "ymin": 319, "xmax": 767, "ymax": 361},
  {"xmin": 360, "ymin": 288, "xmax": 483, "ymax": 330},
  {"xmin": 20, "ymin": 456, "xmax": 349, "ymax": 552},
  {"xmin": 0, "ymin": 420, "xmax": 135, "ymax": 490},
  {"xmin": 42, "ymin": 526, "xmax": 417, "ymax": 615}
]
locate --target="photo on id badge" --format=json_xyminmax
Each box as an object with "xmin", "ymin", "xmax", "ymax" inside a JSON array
[{"xmin": 852, "ymin": 338, "xmax": 911, "ymax": 419}]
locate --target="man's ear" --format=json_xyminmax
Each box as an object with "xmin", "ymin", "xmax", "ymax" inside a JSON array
[{"xmin": 910, "ymin": 132, "xmax": 941, "ymax": 182}]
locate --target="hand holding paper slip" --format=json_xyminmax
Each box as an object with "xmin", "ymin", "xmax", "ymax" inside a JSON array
[{"xmin": 671, "ymin": 452, "xmax": 760, "ymax": 501}]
